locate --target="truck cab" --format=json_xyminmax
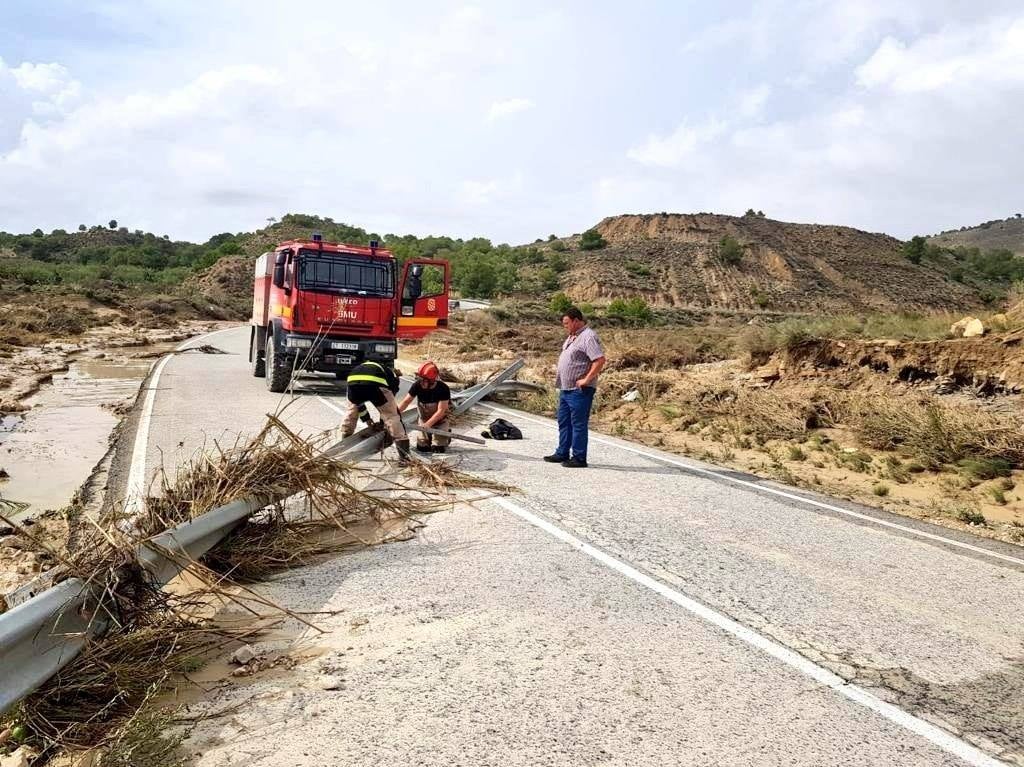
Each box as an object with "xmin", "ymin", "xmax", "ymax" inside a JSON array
[{"xmin": 250, "ymin": 235, "xmax": 449, "ymax": 392}]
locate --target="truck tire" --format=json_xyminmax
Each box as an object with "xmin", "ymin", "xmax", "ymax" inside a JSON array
[
  {"xmin": 250, "ymin": 329, "xmax": 266, "ymax": 378},
  {"xmin": 265, "ymin": 334, "xmax": 290, "ymax": 393}
]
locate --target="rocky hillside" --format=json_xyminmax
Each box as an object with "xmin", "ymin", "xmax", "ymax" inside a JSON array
[
  {"xmin": 928, "ymin": 216, "xmax": 1024, "ymax": 256},
  {"xmin": 559, "ymin": 213, "xmax": 986, "ymax": 313}
]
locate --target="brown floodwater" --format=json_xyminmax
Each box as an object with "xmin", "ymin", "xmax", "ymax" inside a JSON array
[{"xmin": 0, "ymin": 355, "xmax": 157, "ymax": 519}]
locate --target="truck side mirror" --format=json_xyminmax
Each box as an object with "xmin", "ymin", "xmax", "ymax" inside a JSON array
[
  {"xmin": 272, "ymin": 253, "xmax": 286, "ymax": 289},
  {"xmin": 407, "ymin": 264, "xmax": 423, "ymax": 299}
]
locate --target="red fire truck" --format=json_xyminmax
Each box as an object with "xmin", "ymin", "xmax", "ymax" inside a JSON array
[{"xmin": 250, "ymin": 233, "xmax": 450, "ymax": 392}]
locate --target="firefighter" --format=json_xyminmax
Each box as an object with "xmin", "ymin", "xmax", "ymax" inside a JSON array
[
  {"xmin": 396, "ymin": 361, "xmax": 452, "ymax": 453},
  {"xmin": 341, "ymin": 360, "xmax": 411, "ymax": 462}
]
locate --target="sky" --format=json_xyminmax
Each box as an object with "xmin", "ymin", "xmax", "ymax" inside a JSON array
[{"xmin": 0, "ymin": 0, "xmax": 1022, "ymax": 244}]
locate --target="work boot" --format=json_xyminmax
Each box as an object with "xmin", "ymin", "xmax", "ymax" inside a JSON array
[
  {"xmin": 431, "ymin": 445, "xmax": 447, "ymax": 454},
  {"xmin": 415, "ymin": 441, "xmax": 432, "ymax": 453},
  {"xmin": 395, "ymin": 438, "xmax": 413, "ymax": 464}
]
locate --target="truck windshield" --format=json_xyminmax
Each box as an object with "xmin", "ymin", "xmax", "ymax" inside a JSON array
[{"xmin": 296, "ymin": 250, "xmax": 394, "ymax": 297}]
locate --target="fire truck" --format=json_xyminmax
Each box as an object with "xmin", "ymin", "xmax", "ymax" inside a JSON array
[{"xmin": 250, "ymin": 233, "xmax": 450, "ymax": 392}]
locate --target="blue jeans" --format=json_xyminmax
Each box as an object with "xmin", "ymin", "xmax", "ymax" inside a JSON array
[{"xmin": 556, "ymin": 387, "xmax": 596, "ymax": 461}]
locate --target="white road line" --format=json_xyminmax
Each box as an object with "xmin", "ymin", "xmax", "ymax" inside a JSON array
[
  {"xmin": 124, "ymin": 326, "xmax": 240, "ymax": 513},
  {"xmin": 485, "ymin": 404, "xmax": 1024, "ymax": 568},
  {"xmin": 316, "ymin": 395, "xmax": 345, "ymax": 415},
  {"xmin": 491, "ymin": 495, "xmax": 1002, "ymax": 767}
]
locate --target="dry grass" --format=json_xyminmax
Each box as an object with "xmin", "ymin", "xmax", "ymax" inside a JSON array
[
  {"xmin": 404, "ymin": 458, "xmax": 514, "ymax": 496},
  {"xmin": 832, "ymin": 393, "xmax": 1024, "ymax": 469}
]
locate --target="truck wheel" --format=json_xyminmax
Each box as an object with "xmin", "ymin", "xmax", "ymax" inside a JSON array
[
  {"xmin": 251, "ymin": 331, "xmax": 266, "ymax": 378},
  {"xmin": 265, "ymin": 335, "xmax": 290, "ymax": 393}
]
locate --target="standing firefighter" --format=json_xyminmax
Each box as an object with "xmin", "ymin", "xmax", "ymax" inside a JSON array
[
  {"xmin": 341, "ymin": 361, "xmax": 411, "ymax": 463},
  {"xmin": 397, "ymin": 361, "xmax": 452, "ymax": 453}
]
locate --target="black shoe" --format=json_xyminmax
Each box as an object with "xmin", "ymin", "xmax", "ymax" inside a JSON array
[
  {"xmin": 561, "ymin": 458, "xmax": 588, "ymax": 468},
  {"xmin": 415, "ymin": 443, "xmax": 432, "ymax": 453},
  {"xmin": 432, "ymin": 445, "xmax": 447, "ymax": 454},
  {"xmin": 543, "ymin": 454, "xmax": 569, "ymax": 463}
]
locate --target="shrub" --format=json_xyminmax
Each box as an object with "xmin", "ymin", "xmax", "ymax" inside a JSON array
[
  {"xmin": 549, "ymin": 240, "xmax": 567, "ymax": 252},
  {"xmin": 549, "ymin": 292, "xmax": 573, "ymax": 315},
  {"xmin": 624, "ymin": 260, "xmax": 652, "ymax": 277},
  {"xmin": 579, "ymin": 229, "xmax": 608, "ymax": 251},
  {"xmin": 954, "ymin": 506, "xmax": 987, "ymax": 526},
  {"xmin": 547, "ymin": 253, "xmax": 569, "ymax": 273},
  {"xmin": 787, "ymin": 446, "xmax": 806, "ymax": 461},
  {"xmin": 902, "ymin": 236, "xmax": 926, "ymax": 264},
  {"xmin": 539, "ymin": 268, "xmax": 560, "ymax": 291},
  {"xmin": 957, "ymin": 457, "xmax": 1012, "ymax": 480},
  {"xmin": 606, "ymin": 297, "xmax": 653, "ymax": 325},
  {"xmin": 873, "ymin": 483, "xmax": 890, "ymax": 497},
  {"xmin": 719, "ymin": 236, "xmax": 744, "ymax": 266}
]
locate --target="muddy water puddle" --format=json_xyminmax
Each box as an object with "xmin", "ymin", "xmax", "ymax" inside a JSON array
[{"xmin": 0, "ymin": 355, "xmax": 160, "ymax": 519}]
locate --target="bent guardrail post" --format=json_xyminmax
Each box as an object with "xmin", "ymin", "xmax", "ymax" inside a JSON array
[{"xmin": 136, "ymin": 496, "xmax": 271, "ymax": 584}]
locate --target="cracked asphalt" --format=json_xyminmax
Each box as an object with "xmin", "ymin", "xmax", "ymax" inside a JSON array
[{"xmin": 127, "ymin": 327, "xmax": 1023, "ymax": 766}]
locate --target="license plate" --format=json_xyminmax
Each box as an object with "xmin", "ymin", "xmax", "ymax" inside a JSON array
[{"xmin": 331, "ymin": 341, "xmax": 359, "ymax": 351}]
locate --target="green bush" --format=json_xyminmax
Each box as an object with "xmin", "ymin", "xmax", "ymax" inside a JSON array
[
  {"xmin": 539, "ymin": 267, "xmax": 560, "ymax": 291},
  {"xmin": 579, "ymin": 229, "xmax": 607, "ymax": 251},
  {"xmin": 547, "ymin": 253, "xmax": 569, "ymax": 273},
  {"xmin": 624, "ymin": 260, "xmax": 652, "ymax": 277},
  {"xmin": 719, "ymin": 236, "xmax": 744, "ymax": 266},
  {"xmin": 902, "ymin": 236, "xmax": 926, "ymax": 264},
  {"xmin": 549, "ymin": 240, "xmax": 567, "ymax": 252},
  {"xmin": 549, "ymin": 292, "xmax": 573, "ymax": 315},
  {"xmin": 606, "ymin": 296, "xmax": 653, "ymax": 325}
]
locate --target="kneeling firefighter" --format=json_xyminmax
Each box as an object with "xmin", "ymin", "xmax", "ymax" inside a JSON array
[
  {"xmin": 341, "ymin": 361, "xmax": 411, "ymax": 462},
  {"xmin": 397, "ymin": 361, "xmax": 452, "ymax": 453}
]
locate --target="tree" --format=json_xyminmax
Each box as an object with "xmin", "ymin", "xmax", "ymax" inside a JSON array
[
  {"xmin": 549, "ymin": 292, "xmax": 573, "ymax": 315},
  {"xmin": 108, "ymin": 220, "xmax": 118, "ymax": 230},
  {"xmin": 459, "ymin": 259, "xmax": 497, "ymax": 298},
  {"xmin": 78, "ymin": 224, "xmax": 87, "ymax": 232},
  {"xmin": 757, "ymin": 210, "xmax": 765, "ymax": 217},
  {"xmin": 719, "ymin": 235, "xmax": 744, "ymax": 266},
  {"xmin": 548, "ymin": 234, "xmax": 557, "ymax": 241},
  {"xmin": 579, "ymin": 229, "xmax": 608, "ymax": 251},
  {"xmin": 745, "ymin": 208, "xmax": 756, "ymax": 216},
  {"xmin": 902, "ymin": 235, "xmax": 927, "ymax": 264}
]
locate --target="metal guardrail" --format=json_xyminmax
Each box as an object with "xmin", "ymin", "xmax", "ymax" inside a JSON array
[{"xmin": 0, "ymin": 359, "xmax": 529, "ymax": 716}]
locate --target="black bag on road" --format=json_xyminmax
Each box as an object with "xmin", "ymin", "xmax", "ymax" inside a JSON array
[{"xmin": 483, "ymin": 418, "xmax": 523, "ymax": 440}]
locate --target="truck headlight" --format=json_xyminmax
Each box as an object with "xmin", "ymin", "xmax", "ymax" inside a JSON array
[
  {"xmin": 374, "ymin": 343, "xmax": 395, "ymax": 354},
  {"xmin": 286, "ymin": 337, "xmax": 313, "ymax": 349}
]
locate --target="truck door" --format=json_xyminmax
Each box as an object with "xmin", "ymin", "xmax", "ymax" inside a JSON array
[{"xmin": 396, "ymin": 258, "xmax": 450, "ymax": 339}]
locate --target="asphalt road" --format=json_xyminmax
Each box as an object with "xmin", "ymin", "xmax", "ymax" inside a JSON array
[{"xmin": 128, "ymin": 326, "xmax": 1024, "ymax": 767}]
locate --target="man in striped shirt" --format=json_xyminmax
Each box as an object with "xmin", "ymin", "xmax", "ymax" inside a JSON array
[{"xmin": 544, "ymin": 306, "xmax": 606, "ymax": 468}]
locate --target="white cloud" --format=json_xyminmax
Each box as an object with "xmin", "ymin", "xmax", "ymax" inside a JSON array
[
  {"xmin": 856, "ymin": 18, "xmax": 1024, "ymax": 92},
  {"xmin": 738, "ymin": 84, "xmax": 772, "ymax": 118},
  {"xmin": 626, "ymin": 118, "xmax": 727, "ymax": 168},
  {"xmin": 487, "ymin": 98, "xmax": 535, "ymax": 121},
  {"xmin": 620, "ymin": 10, "xmax": 1024, "ymax": 237}
]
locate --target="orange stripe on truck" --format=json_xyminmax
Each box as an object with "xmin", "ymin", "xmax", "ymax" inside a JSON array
[{"xmin": 397, "ymin": 317, "xmax": 440, "ymax": 328}]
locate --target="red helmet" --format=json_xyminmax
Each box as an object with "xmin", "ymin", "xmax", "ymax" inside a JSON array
[{"xmin": 416, "ymin": 361, "xmax": 439, "ymax": 382}]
